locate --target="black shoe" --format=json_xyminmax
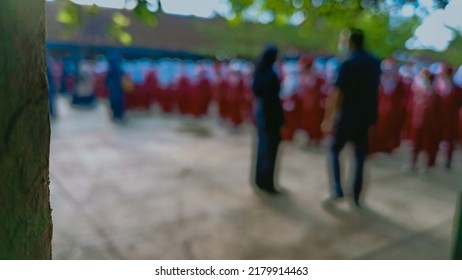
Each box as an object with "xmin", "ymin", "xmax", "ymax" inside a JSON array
[{"xmin": 253, "ymin": 184, "xmax": 278, "ymax": 195}]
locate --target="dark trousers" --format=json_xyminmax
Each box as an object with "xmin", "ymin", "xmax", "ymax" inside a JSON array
[
  {"xmin": 72, "ymin": 94, "xmax": 96, "ymax": 107},
  {"xmin": 109, "ymin": 91, "xmax": 125, "ymax": 119},
  {"xmin": 255, "ymin": 128, "xmax": 281, "ymax": 191},
  {"xmin": 329, "ymin": 126, "xmax": 368, "ymax": 203}
]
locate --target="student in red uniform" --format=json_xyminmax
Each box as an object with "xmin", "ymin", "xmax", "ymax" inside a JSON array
[
  {"xmin": 370, "ymin": 59, "xmax": 406, "ymax": 154},
  {"xmin": 175, "ymin": 62, "xmax": 192, "ymax": 115},
  {"xmin": 280, "ymin": 61, "xmax": 302, "ymax": 141},
  {"xmin": 143, "ymin": 68, "xmax": 160, "ymax": 108},
  {"xmin": 216, "ymin": 62, "xmax": 230, "ymax": 121},
  {"xmin": 187, "ymin": 64, "xmax": 208, "ymax": 118},
  {"xmin": 409, "ymin": 68, "xmax": 442, "ymax": 172},
  {"xmin": 241, "ymin": 63, "xmax": 255, "ymax": 123},
  {"xmin": 128, "ymin": 61, "xmax": 149, "ymax": 110},
  {"xmin": 434, "ymin": 64, "xmax": 461, "ymax": 169},
  {"xmin": 299, "ymin": 57, "xmax": 326, "ymax": 144},
  {"xmin": 94, "ymin": 56, "xmax": 109, "ymax": 99},
  {"xmin": 226, "ymin": 65, "xmax": 245, "ymax": 127},
  {"xmin": 399, "ymin": 60, "xmax": 417, "ymax": 141},
  {"xmin": 196, "ymin": 65, "xmax": 213, "ymax": 117},
  {"xmin": 121, "ymin": 61, "xmax": 134, "ymax": 109},
  {"xmin": 138, "ymin": 60, "xmax": 153, "ymax": 109},
  {"xmin": 157, "ymin": 60, "xmax": 177, "ymax": 114}
]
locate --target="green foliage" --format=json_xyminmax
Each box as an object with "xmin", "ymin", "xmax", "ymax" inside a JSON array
[
  {"xmin": 353, "ymin": 13, "xmax": 419, "ymax": 58},
  {"xmin": 109, "ymin": 13, "xmax": 133, "ymax": 45},
  {"xmin": 133, "ymin": 0, "xmax": 158, "ymax": 26},
  {"xmin": 56, "ymin": 0, "xmax": 159, "ymax": 45},
  {"xmin": 113, "ymin": 12, "xmax": 131, "ymax": 27},
  {"xmin": 87, "ymin": 4, "xmax": 100, "ymax": 16},
  {"xmin": 54, "ymin": 0, "xmax": 458, "ymax": 62},
  {"xmin": 194, "ymin": 2, "xmax": 423, "ymax": 60},
  {"xmin": 56, "ymin": 1, "xmax": 82, "ymax": 26},
  {"xmin": 194, "ymin": 19, "xmax": 339, "ymax": 58}
]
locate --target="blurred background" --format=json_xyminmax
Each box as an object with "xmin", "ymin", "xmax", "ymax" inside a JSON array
[{"xmin": 45, "ymin": 0, "xmax": 462, "ymax": 259}]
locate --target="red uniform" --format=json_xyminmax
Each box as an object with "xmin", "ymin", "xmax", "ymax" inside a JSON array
[
  {"xmin": 281, "ymin": 93, "xmax": 301, "ymax": 141},
  {"xmin": 225, "ymin": 72, "xmax": 245, "ymax": 126},
  {"xmin": 410, "ymin": 73, "xmax": 442, "ymax": 169},
  {"xmin": 189, "ymin": 74, "xmax": 212, "ymax": 118},
  {"xmin": 125, "ymin": 78, "xmax": 148, "ymax": 110},
  {"xmin": 94, "ymin": 73, "xmax": 109, "ymax": 98},
  {"xmin": 280, "ymin": 67, "xmax": 302, "ymax": 141},
  {"xmin": 299, "ymin": 72, "xmax": 326, "ymax": 144},
  {"xmin": 66, "ymin": 75, "xmax": 75, "ymax": 94},
  {"xmin": 399, "ymin": 65, "xmax": 416, "ymax": 141},
  {"xmin": 176, "ymin": 74, "xmax": 191, "ymax": 115},
  {"xmin": 434, "ymin": 73, "xmax": 461, "ymax": 167},
  {"xmin": 242, "ymin": 73, "xmax": 254, "ymax": 123},
  {"xmin": 370, "ymin": 75, "xmax": 406, "ymax": 153},
  {"xmin": 197, "ymin": 75, "xmax": 212, "ymax": 117},
  {"xmin": 143, "ymin": 71, "xmax": 159, "ymax": 108},
  {"xmin": 217, "ymin": 77, "xmax": 229, "ymax": 120},
  {"xmin": 157, "ymin": 85, "xmax": 176, "ymax": 113}
]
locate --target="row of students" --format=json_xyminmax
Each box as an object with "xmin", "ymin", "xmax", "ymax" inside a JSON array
[{"xmin": 47, "ymin": 53, "xmax": 462, "ymax": 171}]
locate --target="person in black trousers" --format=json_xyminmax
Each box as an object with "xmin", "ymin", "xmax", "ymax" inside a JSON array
[
  {"xmin": 322, "ymin": 29, "xmax": 381, "ymax": 206},
  {"xmin": 252, "ymin": 45, "xmax": 285, "ymax": 194}
]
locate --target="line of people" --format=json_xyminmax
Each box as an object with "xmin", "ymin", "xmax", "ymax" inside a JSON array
[
  {"xmin": 266, "ymin": 54, "xmax": 462, "ymax": 173},
  {"xmin": 371, "ymin": 60, "xmax": 462, "ymax": 171},
  {"xmin": 47, "ymin": 49, "xmax": 462, "ymax": 173},
  {"xmin": 48, "ymin": 54, "xmax": 256, "ymax": 126},
  {"xmin": 46, "ymin": 35, "xmax": 462, "ymax": 208},
  {"xmin": 252, "ymin": 28, "xmax": 462, "ymax": 207},
  {"xmin": 279, "ymin": 56, "xmax": 462, "ymax": 171}
]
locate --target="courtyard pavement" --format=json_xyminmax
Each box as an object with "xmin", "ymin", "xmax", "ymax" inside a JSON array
[{"xmin": 50, "ymin": 97, "xmax": 462, "ymax": 259}]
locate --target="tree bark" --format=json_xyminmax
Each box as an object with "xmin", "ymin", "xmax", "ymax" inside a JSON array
[{"xmin": 0, "ymin": 0, "xmax": 52, "ymax": 259}]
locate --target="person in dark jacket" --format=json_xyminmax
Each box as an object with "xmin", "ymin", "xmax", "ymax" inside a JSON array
[
  {"xmin": 252, "ymin": 45, "xmax": 285, "ymax": 194},
  {"xmin": 106, "ymin": 50, "xmax": 125, "ymax": 121},
  {"xmin": 322, "ymin": 29, "xmax": 381, "ymax": 207}
]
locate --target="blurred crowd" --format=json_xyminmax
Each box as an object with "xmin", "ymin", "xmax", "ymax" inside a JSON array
[{"xmin": 46, "ymin": 52, "xmax": 462, "ymax": 169}]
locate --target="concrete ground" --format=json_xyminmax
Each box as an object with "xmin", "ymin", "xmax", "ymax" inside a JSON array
[{"xmin": 50, "ymin": 97, "xmax": 462, "ymax": 259}]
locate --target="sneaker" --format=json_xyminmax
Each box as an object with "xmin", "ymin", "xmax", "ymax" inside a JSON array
[{"xmin": 322, "ymin": 194, "xmax": 344, "ymax": 207}]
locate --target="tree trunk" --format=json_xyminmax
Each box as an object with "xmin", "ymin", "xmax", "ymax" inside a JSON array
[{"xmin": 0, "ymin": 0, "xmax": 52, "ymax": 259}]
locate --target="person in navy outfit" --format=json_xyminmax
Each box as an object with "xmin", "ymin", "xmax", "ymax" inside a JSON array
[
  {"xmin": 106, "ymin": 50, "xmax": 125, "ymax": 121},
  {"xmin": 252, "ymin": 45, "xmax": 285, "ymax": 194},
  {"xmin": 322, "ymin": 29, "xmax": 381, "ymax": 207}
]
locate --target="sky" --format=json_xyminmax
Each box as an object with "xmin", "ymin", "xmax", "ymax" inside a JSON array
[
  {"xmin": 48, "ymin": 0, "xmax": 462, "ymax": 52},
  {"xmin": 403, "ymin": 0, "xmax": 462, "ymax": 52},
  {"xmin": 63, "ymin": 0, "xmax": 231, "ymax": 17}
]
